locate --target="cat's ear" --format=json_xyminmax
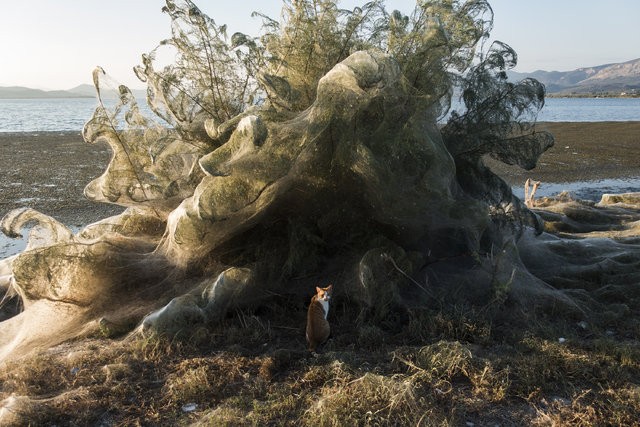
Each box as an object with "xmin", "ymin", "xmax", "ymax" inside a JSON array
[
  {"xmin": 326, "ymin": 284, "xmax": 333, "ymax": 292},
  {"xmin": 316, "ymin": 286, "xmax": 322, "ymax": 294}
]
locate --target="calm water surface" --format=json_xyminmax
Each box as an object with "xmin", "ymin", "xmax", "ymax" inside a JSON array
[
  {"xmin": 0, "ymin": 98, "xmax": 155, "ymax": 132},
  {"xmin": 446, "ymin": 97, "xmax": 640, "ymax": 123},
  {"xmin": 1, "ymin": 97, "xmax": 640, "ymax": 132},
  {"xmin": 537, "ymin": 97, "xmax": 640, "ymax": 122},
  {"xmin": 0, "ymin": 98, "xmax": 97, "ymax": 132}
]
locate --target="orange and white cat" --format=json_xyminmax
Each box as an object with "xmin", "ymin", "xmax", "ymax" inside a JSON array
[{"xmin": 306, "ymin": 285, "xmax": 332, "ymax": 352}]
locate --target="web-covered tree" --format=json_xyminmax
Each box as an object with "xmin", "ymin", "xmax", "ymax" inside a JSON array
[
  {"xmin": 1, "ymin": 0, "xmax": 568, "ymax": 353},
  {"xmin": 132, "ymin": 0, "xmax": 550, "ymax": 142}
]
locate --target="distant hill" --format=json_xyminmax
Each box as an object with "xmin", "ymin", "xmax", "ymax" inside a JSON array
[
  {"xmin": 0, "ymin": 86, "xmax": 93, "ymax": 99},
  {"xmin": 67, "ymin": 84, "xmax": 147, "ymax": 99},
  {"xmin": 509, "ymin": 58, "xmax": 640, "ymax": 96},
  {"xmin": 0, "ymin": 84, "xmax": 147, "ymax": 99},
  {"xmin": 5, "ymin": 59, "xmax": 639, "ymax": 100}
]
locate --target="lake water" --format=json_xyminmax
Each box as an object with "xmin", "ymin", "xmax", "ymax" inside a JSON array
[
  {"xmin": 1, "ymin": 97, "xmax": 640, "ymax": 132},
  {"xmin": 446, "ymin": 97, "xmax": 640, "ymax": 123},
  {"xmin": 0, "ymin": 98, "xmax": 156, "ymax": 132},
  {"xmin": 536, "ymin": 97, "xmax": 640, "ymax": 122}
]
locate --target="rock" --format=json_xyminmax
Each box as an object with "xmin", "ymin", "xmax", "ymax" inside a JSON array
[{"xmin": 182, "ymin": 403, "xmax": 198, "ymax": 413}]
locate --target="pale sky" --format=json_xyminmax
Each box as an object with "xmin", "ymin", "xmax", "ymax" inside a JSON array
[{"xmin": 1, "ymin": 0, "xmax": 638, "ymax": 90}]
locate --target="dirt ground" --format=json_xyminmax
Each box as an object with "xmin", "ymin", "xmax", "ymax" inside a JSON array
[
  {"xmin": 485, "ymin": 121, "xmax": 640, "ymax": 185},
  {"xmin": 0, "ymin": 131, "xmax": 123, "ymax": 228}
]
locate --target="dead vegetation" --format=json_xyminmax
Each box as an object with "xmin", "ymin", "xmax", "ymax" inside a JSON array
[{"xmin": 1, "ymin": 293, "xmax": 638, "ymax": 426}]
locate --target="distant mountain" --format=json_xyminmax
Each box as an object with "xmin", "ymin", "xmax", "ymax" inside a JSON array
[
  {"xmin": 0, "ymin": 84, "xmax": 147, "ymax": 99},
  {"xmin": 0, "ymin": 86, "xmax": 93, "ymax": 99},
  {"xmin": 509, "ymin": 58, "xmax": 640, "ymax": 96},
  {"xmin": 67, "ymin": 84, "xmax": 147, "ymax": 99},
  {"xmin": 6, "ymin": 60, "xmax": 639, "ymax": 100},
  {"xmin": 66, "ymin": 84, "xmax": 99, "ymax": 97}
]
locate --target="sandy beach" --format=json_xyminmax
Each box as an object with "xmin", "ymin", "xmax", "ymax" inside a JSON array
[
  {"xmin": 0, "ymin": 131, "xmax": 123, "ymax": 227},
  {"xmin": 485, "ymin": 121, "xmax": 640, "ymax": 185}
]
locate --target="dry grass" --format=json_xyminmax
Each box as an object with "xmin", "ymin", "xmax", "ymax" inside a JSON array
[
  {"xmin": 1, "ymin": 299, "xmax": 639, "ymax": 426},
  {"xmin": 304, "ymin": 373, "xmax": 426, "ymax": 426}
]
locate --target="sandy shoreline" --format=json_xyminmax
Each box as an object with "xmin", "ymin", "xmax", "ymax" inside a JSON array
[
  {"xmin": 0, "ymin": 122, "xmax": 639, "ymax": 257},
  {"xmin": 485, "ymin": 121, "xmax": 640, "ymax": 185},
  {"xmin": 0, "ymin": 131, "xmax": 123, "ymax": 228}
]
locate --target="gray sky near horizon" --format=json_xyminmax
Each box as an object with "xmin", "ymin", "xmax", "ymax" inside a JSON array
[{"xmin": 1, "ymin": 0, "xmax": 638, "ymax": 90}]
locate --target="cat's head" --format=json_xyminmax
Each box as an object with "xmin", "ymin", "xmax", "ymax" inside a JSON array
[{"xmin": 315, "ymin": 285, "xmax": 332, "ymax": 302}]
